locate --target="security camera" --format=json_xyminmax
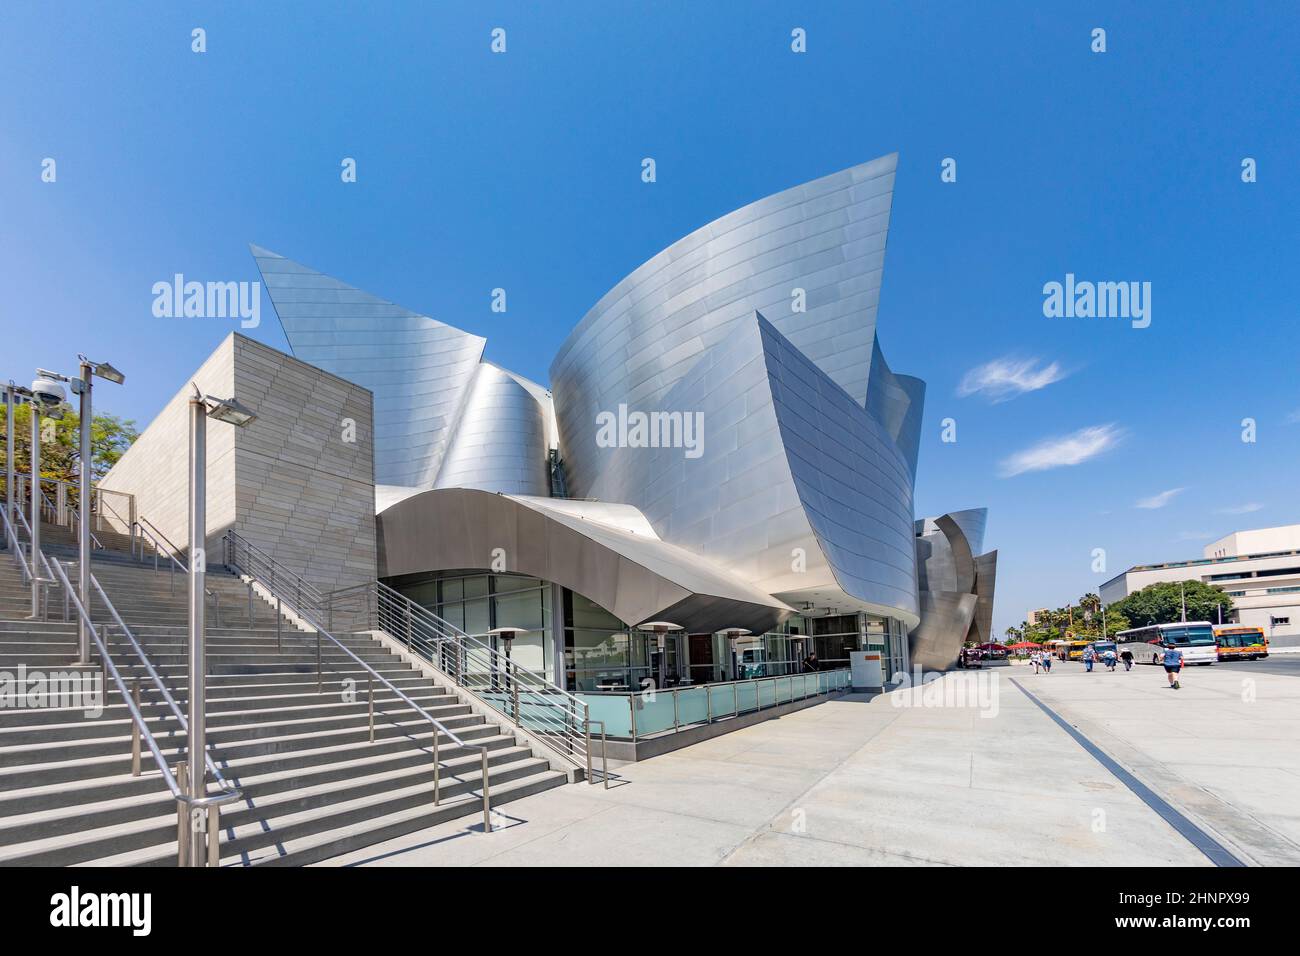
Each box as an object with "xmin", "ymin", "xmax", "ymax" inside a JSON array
[{"xmin": 31, "ymin": 372, "xmax": 67, "ymax": 408}]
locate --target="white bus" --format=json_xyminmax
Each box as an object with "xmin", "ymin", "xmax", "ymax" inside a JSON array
[{"xmin": 1115, "ymin": 622, "xmax": 1218, "ymax": 666}]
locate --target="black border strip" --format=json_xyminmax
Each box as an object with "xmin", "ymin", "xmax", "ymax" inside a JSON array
[{"xmin": 1010, "ymin": 678, "xmax": 1245, "ymax": 867}]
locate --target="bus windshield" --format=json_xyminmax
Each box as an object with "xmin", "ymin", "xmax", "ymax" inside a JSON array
[{"xmin": 1161, "ymin": 625, "xmax": 1215, "ymax": 646}]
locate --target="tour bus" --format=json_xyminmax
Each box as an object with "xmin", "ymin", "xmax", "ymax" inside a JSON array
[
  {"xmin": 1115, "ymin": 622, "xmax": 1218, "ymax": 666},
  {"xmin": 1213, "ymin": 625, "xmax": 1269, "ymax": 661},
  {"xmin": 1087, "ymin": 640, "xmax": 1117, "ymax": 660},
  {"xmin": 1061, "ymin": 640, "xmax": 1090, "ymax": 661}
]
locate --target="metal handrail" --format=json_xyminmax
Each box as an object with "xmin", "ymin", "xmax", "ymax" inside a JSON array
[
  {"xmin": 22, "ymin": 524, "xmax": 241, "ymax": 865},
  {"xmin": 1, "ymin": 505, "xmax": 34, "ymax": 584},
  {"xmin": 132, "ymin": 518, "xmax": 219, "ymax": 622},
  {"xmin": 136, "ymin": 515, "xmax": 186, "ymax": 563},
  {"xmin": 223, "ymin": 530, "xmax": 494, "ymax": 830},
  {"xmin": 326, "ymin": 579, "xmax": 591, "ymax": 770},
  {"xmin": 34, "ymin": 486, "xmax": 103, "ymax": 550},
  {"xmin": 223, "ymin": 531, "xmax": 324, "ymax": 608},
  {"xmin": 13, "ymin": 505, "xmax": 235, "ymax": 791}
]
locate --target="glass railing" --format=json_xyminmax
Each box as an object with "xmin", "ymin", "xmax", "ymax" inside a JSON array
[{"xmin": 574, "ymin": 668, "xmax": 850, "ymax": 740}]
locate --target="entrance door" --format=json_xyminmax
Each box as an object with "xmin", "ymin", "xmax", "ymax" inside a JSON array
[{"xmin": 688, "ymin": 634, "xmax": 715, "ymax": 684}]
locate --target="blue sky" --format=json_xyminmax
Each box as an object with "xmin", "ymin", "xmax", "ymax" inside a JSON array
[{"xmin": 3, "ymin": 2, "xmax": 1297, "ymax": 636}]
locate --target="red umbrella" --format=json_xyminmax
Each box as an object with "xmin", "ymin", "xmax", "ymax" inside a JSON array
[
  {"xmin": 976, "ymin": 642, "xmax": 1010, "ymax": 651},
  {"xmin": 1007, "ymin": 641, "xmax": 1038, "ymax": 650}
]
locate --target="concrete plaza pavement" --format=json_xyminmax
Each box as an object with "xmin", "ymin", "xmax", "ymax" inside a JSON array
[
  {"xmin": 315, "ymin": 660, "xmax": 1294, "ymax": 866},
  {"xmin": 1020, "ymin": 658, "xmax": 1300, "ymax": 866}
]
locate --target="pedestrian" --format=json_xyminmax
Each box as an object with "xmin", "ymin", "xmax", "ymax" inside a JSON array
[
  {"xmin": 1031, "ymin": 650, "xmax": 1041, "ymax": 674},
  {"xmin": 1041, "ymin": 653, "xmax": 1052, "ymax": 673},
  {"xmin": 1120, "ymin": 648, "xmax": 1134, "ymax": 672},
  {"xmin": 1163, "ymin": 645, "xmax": 1184, "ymax": 689},
  {"xmin": 1083, "ymin": 646, "xmax": 1095, "ymax": 673},
  {"xmin": 1103, "ymin": 649, "xmax": 1117, "ymax": 672}
]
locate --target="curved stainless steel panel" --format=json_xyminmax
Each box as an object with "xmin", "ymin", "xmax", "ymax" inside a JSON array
[
  {"xmin": 909, "ymin": 591, "xmax": 978, "ymax": 672},
  {"xmin": 551, "ymin": 154, "xmax": 901, "ymax": 499},
  {"xmin": 434, "ymin": 364, "xmax": 550, "ymax": 495},
  {"xmin": 583, "ymin": 311, "xmax": 919, "ymax": 625},
  {"xmin": 912, "ymin": 509, "xmax": 998, "ymax": 668},
  {"xmin": 377, "ymin": 488, "xmax": 793, "ymax": 634},
  {"xmin": 252, "ymin": 245, "xmax": 485, "ymax": 489}
]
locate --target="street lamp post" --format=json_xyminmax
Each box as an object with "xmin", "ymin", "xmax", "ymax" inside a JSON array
[
  {"xmin": 27, "ymin": 373, "xmax": 68, "ymax": 619},
  {"xmin": 70, "ymin": 358, "xmax": 125, "ymax": 664},
  {"xmin": 185, "ymin": 386, "xmax": 257, "ymax": 864},
  {"xmin": 3, "ymin": 383, "xmax": 33, "ymax": 544}
]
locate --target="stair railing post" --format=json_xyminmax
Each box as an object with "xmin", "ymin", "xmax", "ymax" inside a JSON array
[
  {"xmin": 276, "ymin": 596, "xmax": 282, "ymax": 652},
  {"xmin": 316, "ymin": 631, "xmax": 322, "ymax": 695},
  {"xmin": 585, "ymin": 717, "xmax": 593, "ymax": 784},
  {"xmin": 247, "ymin": 582, "xmax": 253, "ymax": 627},
  {"xmin": 481, "ymin": 748, "xmax": 492, "ymax": 833},
  {"xmin": 207, "ymin": 804, "xmax": 220, "ymax": 868},
  {"xmin": 600, "ymin": 720, "xmax": 609, "ymax": 789},
  {"xmin": 62, "ymin": 561, "xmax": 70, "ymax": 621},
  {"xmin": 175, "ymin": 763, "xmax": 191, "ymax": 868},
  {"xmin": 368, "ymin": 676, "xmax": 374, "ymax": 743},
  {"xmin": 512, "ymin": 662, "xmax": 520, "ymax": 726},
  {"xmin": 131, "ymin": 680, "xmax": 142, "ymax": 776},
  {"xmin": 432, "ymin": 727, "xmax": 440, "ymax": 805}
]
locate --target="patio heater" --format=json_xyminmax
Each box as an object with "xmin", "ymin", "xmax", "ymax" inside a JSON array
[
  {"xmin": 637, "ymin": 620, "xmax": 682, "ymax": 689},
  {"xmin": 722, "ymin": 627, "xmax": 752, "ymax": 681},
  {"xmin": 486, "ymin": 626, "xmax": 528, "ymax": 723}
]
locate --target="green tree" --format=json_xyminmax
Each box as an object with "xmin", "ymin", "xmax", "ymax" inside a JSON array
[
  {"xmin": 0, "ymin": 401, "xmax": 138, "ymax": 499},
  {"xmin": 1109, "ymin": 580, "xmax": 1233, "ymax": 628}
]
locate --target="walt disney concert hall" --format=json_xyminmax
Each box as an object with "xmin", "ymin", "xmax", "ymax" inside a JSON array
[{"xmin": 249, "ymin": 152, "xmax": 994, "ymax": 691}]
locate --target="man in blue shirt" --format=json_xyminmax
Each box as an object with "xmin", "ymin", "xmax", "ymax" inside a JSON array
[
  {"xmin": 1083, "ymin": 646, "xmax": 1095, "ymax": 672},
  {"xmin": 1163, "ymin": 646, "xmax": 1184, "ymax": 689}
]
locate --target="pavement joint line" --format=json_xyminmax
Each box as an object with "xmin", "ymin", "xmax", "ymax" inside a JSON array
[
  {"xmin": 743, "ymin": 827, "xmax": 959, "ymax": 867},
  {"xmin": 1010, "ymin": 677, "xmax": 1245, "ymax": 868}
]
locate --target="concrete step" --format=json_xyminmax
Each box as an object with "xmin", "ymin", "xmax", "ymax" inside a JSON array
[
  {"xmin": 0, "ymin": 532, "xmax": 573, "ymax": 865},
  {"xmin": 0, "ymin": 707, "xmax": 489, "ymax": 768},
  {"xmin": 2, "ymin": 753, "xmax": 555, "ymax": 866},
  {"xmin": 0, "ymin": 741, "xmax": 533, "ymax": 850}
]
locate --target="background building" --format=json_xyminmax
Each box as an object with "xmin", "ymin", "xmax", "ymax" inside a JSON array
[{"xmin": 1100, "ymin": 523, "xmax": 1300, "ymax": 648}]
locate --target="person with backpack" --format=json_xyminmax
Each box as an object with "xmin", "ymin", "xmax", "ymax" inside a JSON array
[
  {"xmin": 1083, "ymin": 645, "xmax": 1095, "ymax": 672},
  {"xmin": 1103, "ymin": 648, "xmax": 1117, "ymax": 671},
  {"xmin": 1120, "ymin": 648, "xmax": 1134, "ymax": 672},
  {"xmin": 1163, "ymin": 645, "xmax": 1184, "ymax": 689}
]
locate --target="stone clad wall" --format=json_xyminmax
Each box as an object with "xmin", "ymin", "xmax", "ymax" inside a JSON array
[{"xmin": 99, "ymin": 333, "xmax": 376, "ymax": 594}]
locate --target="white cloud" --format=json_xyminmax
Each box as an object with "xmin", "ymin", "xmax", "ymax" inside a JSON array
[
  {"xmin": 999, "ymin": 423, "xmax": 1124, "ymax": 477},
  {"xmin": 1217, "ymin": 502, "xmax": 1264, "ymax": 515},
  {"xmin": 1287, "ymin": 409, "xmax": 1300, "ymax": 424},
  {"xmin": 1135, "ymin": 487, "xmax": 1185, "ymax": 510},
  {"xmin": 957, "ymin": 356, "xmax": 1066, "ymax": 403}
]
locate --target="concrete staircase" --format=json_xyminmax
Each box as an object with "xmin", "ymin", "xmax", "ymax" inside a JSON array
[{"xmin": 0, "ymin": 521, "xmax": 568, "ymax": 866}]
